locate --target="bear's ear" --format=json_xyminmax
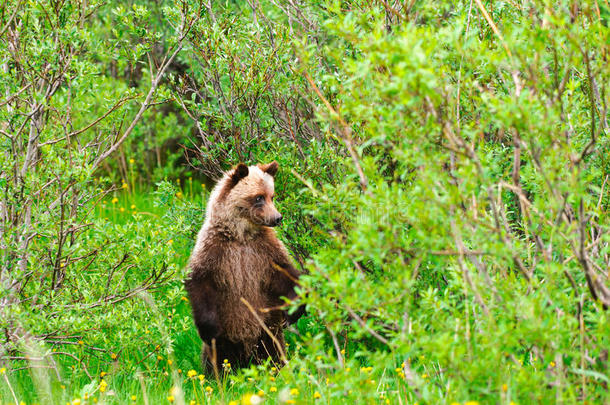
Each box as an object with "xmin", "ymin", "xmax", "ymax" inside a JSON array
[
  {"xmin": 230, "ymin": 163, "xmax": 249, "ymax": 185},
  {"xmin": 259, "ymin": 161, "xmax": 279, "ymax": 177}
]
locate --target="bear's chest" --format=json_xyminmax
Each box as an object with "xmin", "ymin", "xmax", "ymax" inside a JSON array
[{"xmin": 215, "ymin": 243, "xmax": 271, "ymax": 296}]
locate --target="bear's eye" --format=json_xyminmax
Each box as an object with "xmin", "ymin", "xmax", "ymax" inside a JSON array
[{"xmin": 255, "ymin": 195, "xmax": 265, "ymax": 205}]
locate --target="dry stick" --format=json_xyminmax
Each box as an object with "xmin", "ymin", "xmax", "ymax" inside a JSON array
[
  {"xmin": 579, "ymin": 295, "xmax": 586, "ymax": 401},
  {"xmin": 92, "ymin": 45, "xmax": 181, "ymax": 169},
  {"xmin": 456, "ymin": 0, "xmax": 474, "ymax": 137},
  {"xmin": 92, "ymin": 3, "xmax": 200, "ymax": 169},
  {"xmin": 302, "ymin": 71, "xmax": 369, "ymax": 192},
  {"xmin": 325, "ymin": 325, "xmax": 344, "ymax": 367},
  {"xmin": 344, "ymin": 306, "xmax": 392, "ymax": 347},
  {"xmin": 473, "ymin": 0, "xmax": 512, "ymax": 59},
  {"xmin": 240, "ymin": 298, "xmax": 288, "ymax": 365},
  {"xmin": 2, "ymin": 372, "xmax": 19, "ymax": 405},
  {"xmin": 452, "ymin": 222, "xmax": 490, "ymax": 316}
]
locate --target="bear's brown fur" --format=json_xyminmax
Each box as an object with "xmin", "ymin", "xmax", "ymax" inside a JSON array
[{"xmin": 185, "ymin": 162, "xmax": 303, "ymax": 371}]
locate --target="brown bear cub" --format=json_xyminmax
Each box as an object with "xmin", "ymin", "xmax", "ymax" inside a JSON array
[{"xmin": 185, "ymin": 162, "xmax": 303, "ymax": 371}]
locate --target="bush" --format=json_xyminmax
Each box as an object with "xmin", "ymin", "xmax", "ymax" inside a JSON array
[{"xmin": 1, "ymin": 0, "xmax": 609, "ymax": 404}]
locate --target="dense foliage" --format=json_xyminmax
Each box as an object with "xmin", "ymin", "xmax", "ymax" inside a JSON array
[{"xmin": 0, "ymin": 0, "xmax": 608, "ymax": 404}]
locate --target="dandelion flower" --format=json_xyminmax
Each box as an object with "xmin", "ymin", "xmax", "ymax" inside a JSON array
[
  {"xmin": 122, "ymin": 183, "xmax": 128, "ymax": 189},
  {"xmin": 111, "ymin": 197, "xmax": 118, "ymax": 204},
  {"xmin": 286, "ymin": 400, "xmax": 296, "ymax": 405},
  {"xmin": 198, "ymin": 374, "xmax": 205, "ymax": 382},
  {"xmin": 131, "ymin": 204, "xmax": 136, "ymax": 209},
  {"xmin": 78, "ymin": 340, "xmax": 84, "ymax": 345},
  {"xmin": 257, "ymin": 390, "xmax": 264, "ymax": 396},
  {"xmin": 72, "ymin": 399, "xmax": 81, "ymax": 405},
  {"xmin": 129, "ymin": 159, "xmax": 135, "ymax": 164},
  {"xmin": 167, "ymin": 395, "xmax": 175, "ymax": 403},
  {"xmin": 229, "ymin": 401, "xmax": 238, "ymax": 405},
  {"xmin": 189, "ymin": 401, "xmax": 196, "ymax": 405},
  {"xmin": 99, "ymin": 380, "xmax": 108, "ymax": 393},
  {"xmin": 550, "ymin": 361, "xmax": 556, "ymax": 368},
  {"xmin": 176, "ymin": 192, "xmax": 183, "ymax": 198},
  {"xmin": 270, "ymin": 387, "xmax": 277, "ymax": 392},
  {"xmin": 167, "ymin": 239, "xmax": 173, "ymax": 245},
  {"xmin": 187, "ymin": 369, "xmax": 197, "ymax": 378},
  {"xmin": 205, "ymin": 386, "xmax": 213, "ymax": 394},
  {"xmin": 465, "ymin": 402, "xmax": 480, "ymax": 405},
  {"xmin": 502, "ymin": 384, "xmax": 508, "ymax": 392},
  {"xmin": 314, "ymin": 391, "xmax": 321, "ymax": 399},
  {"xmin": 131, "ymin": 395, "xmax": 137, "ymax": 401},
  {"xmin": 110, "ymin": 353, "xmax": 117, "ymax": 360},
  {"xmin": 0, "ymin": 368, "xmax": 6, "ymax": 374},
  {"xmin": 120, "ymin": 207, "xmax": 125, "ymax": 212},
  {"xmin": 100, "ymin": 371, "xmax": 107, "ymax": 377},
  {"xmin": 157, "ymin": 355, "xmax": 163, "ymax": 361},
  {"xmin": 167, "ymin": 359, "xmax": 173, "ymax": 365},
  {"xmin": 290, "ymin": 388, "xmax": 299, "ymax": 396}
]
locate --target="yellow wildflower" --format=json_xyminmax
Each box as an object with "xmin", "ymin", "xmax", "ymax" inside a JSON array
[
  {"xmin": 205, "ymin": 386, "xmax": 213, "ymax": 394},
  {"xmin": 120, "ymin": 207, "xmax": 125, "ymax": 212},
  {"xmin": 290, "ymin": 388, "xmax": 299, "ymax": 396},
  {"xmin": 72, "ymin": 399, "xmax": 81, "ymax": 405},
  {"xmin": 198, "ymin": 374, "xmax": 205, "ymax": 382},
  {"xmin": 78, "ymin": 340, "xmax": 84, "ymax": 345},
  {"xmin": 167, "ymin": 395, "xmax": 174, "ymax": 403},
  {"xmin": 187, "ymin": 369, "xmax": 197, "ymax": 378},
  {"xmin": 269, "ymin": 376, "xmax": 275, "ymax": 382},
  {"xmin": 176, "ymin": 192, "xmax": 183, "ymax": 198},
  {"xmin": 167, "ymin": 359, "xmax": 172, "ymax": 365},
  {"xmin": 0, "ymin": 367, "xmax": 5, "ymax": 374},
  {"xmin": 111, "ymin": 197, "xmax": 118, "ymax": 204},
  {"xmin": 465, "ymin": 402, "xmax": 480, "ymax": 405},
  {"xmin": 122, "ymin": 183, "xmax": 128, "ymax": 189},
  {"xmin": 129, "ymin": 159, "xmax": 135, "ymax": 164},
  {"xmin": 550, "ymin": 361, "xmax": 556, "ymax": 368},
  {"xmin": 181, "ymin": 296, "xmax": 188, "ymax": 302},
  {"xmin": 229, "ymin": 402, "xmax": 238, "ymax": 405},
  {"xmin": 99, "ymin": 380, "xmax": 107, "ymax": 393},
  {"xmin": 100, "ymin": 371, "xmax": 106, "ymax": 377},
  {"xmin": 502, "ymin": 384, "xmax": 508, "ymax": 392},
  {"xmin": 313, "ymin": 391, "xmax": 321, "ymax": 399},
  {"xmin": 189, "ymin": 401, "xmax": 196, "ymax": 405},
  {"xmin": 270, "ymin": 387, "xmax": 277, "ymax": 392},
  {"xmin": 157, "ymin": 355, "xmax": 163, "ymax": 361},
  {"xmin": 241, "ymin": 394, "xmax": 263, "ymax": 405},
  {"xmin": 167, "ymin": 239, "xmax": 173, "ymax": 245},
  {"xmin": 131, "ymin": 204, "xmax": 136, "ymax": 209},
  {"xmin": 110, "ymin": 353, "xmax": 117, "ymax": 360},
  {"xmin": 131, "ymin": 395, "xmax": 136, "ymax": 401},
  {"xmin": 177, "ymin": 369, "xmax": 182, "ymax": 374},
  {"xmin": 286, "ymin": 400, "xmax": 296, "ymax": 405},
  {"xmin": 422, "ymin": 373, "xmax": 428, "ymax": 379}
]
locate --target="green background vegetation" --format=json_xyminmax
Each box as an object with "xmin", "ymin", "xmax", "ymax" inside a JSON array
[{"xmin": 0, "ymin": 0, "xmax": 609, "ymax": 404}]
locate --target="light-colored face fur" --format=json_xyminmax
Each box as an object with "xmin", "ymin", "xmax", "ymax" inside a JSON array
[{"xmin": 204, "ymin": 162, "xmax": 281, "ymax": 238}]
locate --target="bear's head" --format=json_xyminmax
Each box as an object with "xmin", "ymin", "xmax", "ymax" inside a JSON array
[{"xmin": 209, "ymin": 161, "xmax": 282, "ymax": 229}]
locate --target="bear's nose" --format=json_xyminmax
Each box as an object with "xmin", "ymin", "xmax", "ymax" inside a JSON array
[{"xmin": 272, "ymin": 215, "xmax": 282, "ymax": 226}]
